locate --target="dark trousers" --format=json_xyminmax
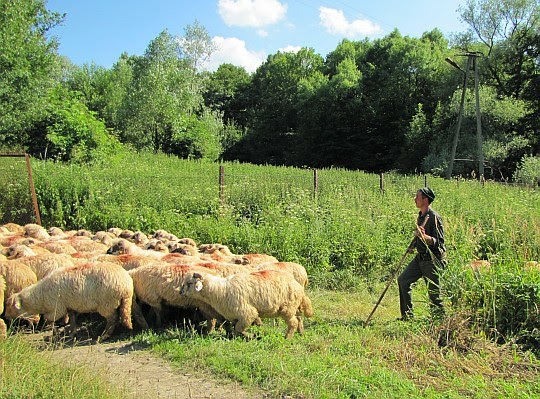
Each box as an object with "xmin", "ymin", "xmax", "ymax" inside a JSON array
[{"xmin": 397, "ymin": 255, "xmax": 444, "ymax": 319}]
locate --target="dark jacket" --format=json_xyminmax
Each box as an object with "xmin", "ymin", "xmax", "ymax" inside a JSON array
[{"xmin": 414, "ymin": 208, "xmax": 446, "ymax": 260}]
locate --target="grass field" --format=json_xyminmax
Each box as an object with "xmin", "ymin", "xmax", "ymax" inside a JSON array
[{"xmin": 1, "ymin": 150, "xmax": 539, "ymax": 398}]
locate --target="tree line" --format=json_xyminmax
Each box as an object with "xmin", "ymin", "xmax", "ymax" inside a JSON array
[{"xmin": 1, "ymin": 0, "xmax": 539, "ymax": 182}]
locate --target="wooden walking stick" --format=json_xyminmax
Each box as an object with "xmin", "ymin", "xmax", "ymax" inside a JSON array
[{"xmin": 364, "ymin": 215, "xmax": 430, "ymax": 325}]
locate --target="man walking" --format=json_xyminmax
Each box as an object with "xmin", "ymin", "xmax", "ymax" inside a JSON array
[{"xmin": 397, "ymin": 187, "xmax": 447, "ymax": 320}]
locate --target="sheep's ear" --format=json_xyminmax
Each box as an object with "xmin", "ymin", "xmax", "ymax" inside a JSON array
[
  {"xmin": 193, "ymin": 272, "xmax": 202, "ymax": 279},
  {"xmin": 195, "ymin": 280, "xmax": 203, "ymax": 292},
  {"xmin": 13, "ymin": 296, "xmax": 21, "ymax": 310}
]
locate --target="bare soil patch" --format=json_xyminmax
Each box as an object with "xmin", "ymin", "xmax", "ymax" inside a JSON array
[{"xmin": 21, "ymin": 324, "xmax": 269, "ymax": 399}]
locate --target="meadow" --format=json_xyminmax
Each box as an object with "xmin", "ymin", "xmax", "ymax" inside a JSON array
[{"xmin": 1, "ymin": 150, "xmax": 540, "ymax": 398}]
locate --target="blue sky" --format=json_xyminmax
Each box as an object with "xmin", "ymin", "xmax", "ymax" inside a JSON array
[{"xmin": 47, "ymin": 0, "xmax": 468, "ymax": 73}]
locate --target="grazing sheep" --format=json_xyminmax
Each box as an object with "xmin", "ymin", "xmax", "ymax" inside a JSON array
[
  {"xmin": 0, "ymin": 260, "xmax": 40, "ymax": 325},
  {"xmin": 199, "ymin": 243, "xmax": 234, "ymax": 256},
  {"xmin": 48, "ymin": 226, "xmax": 68, "ymax": 237},
  {"xmin": 37, "ymin": 240, "xmax": 78, "ymax": 255},
  {"xmin": 0, "ymin": 275, "xmax": 7, "ymax": 340},
  {"xmin": 95, "ymin": 253, "xmax": 160, "ymax": 271},
  {"xmin": 119, "ymin": 229, "xmax": 135, "ymax": 239},
  {"xmin": 169, "ymin": 242, "xmax": 200, "ymax": 256},
  {"xmin": 24, "ymin": 223, "xmax": 51, "ymax": 241},
  {"xmin": 198, "ymin": 244, "xmax": 279, "ymax": 266},
  {"xmin": 75, "ymin": 229, "xmax": 93, "ymax": 237},
  {"xmin": 131, "ymin": 231, "xmax": 149, "ymax": 246},
  {"xmin": 191, "ymin": 260, "xmax": 252, "ymax": 278},
  {"xmin": 2, "ymin": 223, "xmax": 25, "ymax": 234},
  {"xmin": 107, "ymin": 227, "xmax": 123, "ymax": 237},
  {"xmin": 91, "ymin": 231, "xmax": 115, "ymax": 247},
  {"xmin": 181, "ymin": 269, "xmax": 314, "ymax": 339},
  {"xmin": 143, "ymin": 239, "xmax": 169, "ymax": 253},
  {"xmin": 255, "ymin": 261, "xmax": 309, "ymax": 288},
  {"xmin": 66, "ymin": 236, "xmax": 109, "ymax": 253},
  {"xmin": 4, "ymin": 262, "xmax": 146, "ymax": 340},
  {"xmin": 468, "ymin": 260, "xmax": 491, "ymax": 272},
  {"xmin": 128, "ymin": 263, "xmax": 222, "ymax": 331},
  {"xmin": 178, "ymin": 237, "xmax": 197, "ymax": 247},
  {"xmin": 13, "ymin": 253, "xmax": 75, "ymax": 280},
  {"xmin": 108, "ymin": 238, "xmax": 165, "ymax": 259},
  {"xmin": 523, "ymin": 261, "xmax": 539, "ymax": 271}
]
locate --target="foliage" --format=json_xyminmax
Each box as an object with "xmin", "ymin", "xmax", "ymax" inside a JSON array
[
  {"xmin": 513, "ymin": 155, "xmax": 540, "ymax": 185},
  {"xmin": 22, "ymin": 153, "xmax": 540, "ymax": 348},
  {"xmin": 27, "ymin": 85, "xmax": 122, "ymax": 163},
  {"xmin": 0, "ymin": 0, "xmax": 63, "ymax": 147}
]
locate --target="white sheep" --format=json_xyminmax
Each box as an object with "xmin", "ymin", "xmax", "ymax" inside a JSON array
[
  {"xmin": 255, "ymin": 261, "xmax": 309, "ymax": 288},
  {"xmin": 12, "ymin": 253, "xmax": 76, "ymax": 280},
  {"xmin": 0, "ymin": 275, "xmax": 7, "ymax": 340},
  {"xmin": 0, "ymin": 259, "xmax": 40, "ymax": 325},
  {"xmin": 128, "ymin": 263, "xmax": 222, "ymax": 331},
  {"xmin": 4, "ymin": 262, "xmax": 146, "ymax": 340},
  {"xmin": 180, "ymin": 269, "xmax": 314, "ymax": 339},
  {"xmin": 24, "ymin": 223, "xmax": 51, "ymax": 241},
  {"xmin": 108, "ymin": 238, "xmax": 165, "ymax": 259}
]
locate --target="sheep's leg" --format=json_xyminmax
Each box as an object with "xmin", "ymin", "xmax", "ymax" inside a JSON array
[
  {"xmin": 296, "ymin": 316, "xmax": 304, "ymax": 334},
  {"xmin": 149, "ymin": 304, "xmax": 163, "ymax": 327},
  {"xmin": 131, "ymin": 300, "xmax": 149, "ymax": 330},
  {"xmin": 233, "ymin": 318, "xmax": 254, "ymax": 339},
  {"xmin": 100, "ymin": 309, "xmax": 119, "ymax": 341},
  {"xmin": 283, "ymin": 315, "xmax": 299, "ymax": 339},
  {"xmin": 66, "ymin": 310, "xmax": 78, "ymax": 338}
]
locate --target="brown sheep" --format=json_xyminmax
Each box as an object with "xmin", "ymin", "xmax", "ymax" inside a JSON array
[
  {"xmin": 180, "ymin": 269, "xmax": 313, "ymax": 339},
  {"xmin": 5, "ymin": 262, "xmax": 147, "ymax": 340}
]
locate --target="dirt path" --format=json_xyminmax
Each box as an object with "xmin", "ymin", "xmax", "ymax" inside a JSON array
[{"xmin": 29, "ymin": 332, "xmax": 268, "ymax": 399}]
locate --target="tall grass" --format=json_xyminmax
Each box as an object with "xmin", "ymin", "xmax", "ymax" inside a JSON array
[{"xmin": 2, "ymin": 151, "xmax": 540, "ymax": 397}]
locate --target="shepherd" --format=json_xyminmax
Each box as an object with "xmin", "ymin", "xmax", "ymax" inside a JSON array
[{"xmin": 397, "ymin": 187, "xmax": 447, "ymax": 321}]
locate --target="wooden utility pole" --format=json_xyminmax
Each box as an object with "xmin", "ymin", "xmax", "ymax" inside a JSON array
[{"xmin": 445, "ymin": 52, "xmax": 484, "ymax": 180}]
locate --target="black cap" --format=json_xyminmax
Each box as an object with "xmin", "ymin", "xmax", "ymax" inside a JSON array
[{"xmin": 419, "ymin": 187, "xmax": 435, "ymax": 202}]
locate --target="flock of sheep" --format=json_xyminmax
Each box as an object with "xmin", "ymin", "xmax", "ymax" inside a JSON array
[{"xmin": 0, "ymin": 222, "xmax": 313, "ymax": 341}]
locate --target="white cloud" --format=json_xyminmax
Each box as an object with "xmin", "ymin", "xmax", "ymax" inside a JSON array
[
  {"xmin": 278, "ymin": 45, "xmax": 301, "ymax": 53},
  {"xmin": 204, "ymin": 36, "xmax": 266, "ymax": 73},
  {"xmin": 319, "ymin": 6, "xmax": 383, "ymax": 38},
  {"xmin": 218, "ymin": 0, "xmax": 287, "ymax": 28}
]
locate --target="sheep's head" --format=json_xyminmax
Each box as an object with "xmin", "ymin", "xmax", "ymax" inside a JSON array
[
  {"xmin": 181, "ymin": 272, "xmax": 204, "ymax": 295},
  {"xmin": 6, "ymin": 244, "xmax": 36, "ymax": 259},
  {"xmin": 4, "ymin": 294, "xmax": 40, "ymax": 324},
  {"xmin": 107, "ymin": 238, "xmax": 131, "ymax": 255},
  {"xmin": 4, "ymin": 294, "xmax": 23, "ymax": 318},
  {"xmin": 132, "ymin": 231, "xmax": 149, "ymax": 245}
]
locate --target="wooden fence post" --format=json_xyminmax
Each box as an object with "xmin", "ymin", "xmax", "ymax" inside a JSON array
[
  {"xmin": 219, "ymin": 165, "xmax": 225, "ymax": 206},
  {"xmin": 379, "ymin": 172, "xmax": 384, "ymax": 193},
  {"xmin": 313, "ymin": 168, "xmax": 318, "ymax": 198}
]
